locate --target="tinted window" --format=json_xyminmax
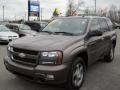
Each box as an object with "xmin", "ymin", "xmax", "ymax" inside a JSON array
[
  {"xmin": 12, "ymin": 26, "xmax": 19, "ymax": 30},
  {"xmin": 43, "ymin": 18, "xmax": 88, "ymax": 35},
  {"xmin": 99, "ymin": 19, "xmax": 109, "ymax": 32},
  {"xmin": 90, "ymin": 19, "xmax": 100, "ymax": 31},
  {"xmin": 6, "ymin": 25, "xmax": 13, "ymax": 29},
  {"xmin": 25, "ymin": 22, "xmax": 40, "ymax": 31},
  {"xmin": 7, "ymin": 25, "xmax": 19, "ymax": 30},
  {"xmin": 19, "ymin": 25, "xmax": 31, "ymax": 30}
]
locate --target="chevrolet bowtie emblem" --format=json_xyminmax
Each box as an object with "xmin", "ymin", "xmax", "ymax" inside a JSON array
[{"xmin": 19, "ymin": 53, "xmax": 26, "ymax": 58}]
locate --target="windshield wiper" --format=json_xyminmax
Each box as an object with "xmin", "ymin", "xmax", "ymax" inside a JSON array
[
  {"xmin": 54, "ymin": 32, "xmax": 74, "ymax": 35},
  {"xmin": 41, "ymin": 31, "xmax": 53, "ymax": 34}
]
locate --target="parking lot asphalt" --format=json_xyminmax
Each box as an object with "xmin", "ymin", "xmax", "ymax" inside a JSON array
[{"xmin": 0, "ymin": 30, "xmax": 120, "ymax": 90}]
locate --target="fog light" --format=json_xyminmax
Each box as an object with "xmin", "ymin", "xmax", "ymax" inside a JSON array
[{"xmin": 46, "ymin": 75, "xmax": 54, "ymax": 80}]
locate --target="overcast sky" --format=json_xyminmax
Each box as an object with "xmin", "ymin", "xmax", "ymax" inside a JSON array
[{"xmin": 0, "ymin": 0, "xmax": 120, "ymax": 21}]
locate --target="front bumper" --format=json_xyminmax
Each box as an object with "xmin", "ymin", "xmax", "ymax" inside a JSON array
[
  {"xmin": 0, "ymin": 37, "xmax": 18, "ymax": 43},
  {"xmin": 4, "ymin": 56, "xmax": 71, "ymax": 84}
]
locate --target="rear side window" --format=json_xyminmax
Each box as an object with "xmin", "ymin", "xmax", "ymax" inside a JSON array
[
  {"xmin": 6, "ymin": 25, "xmax": 13, "ymax": 29},
  {"xmin": 99, "ymin": 19, "xmax": 109, "ymax": 32},
  {"xmin": 90, "ymin": 19, "xmax": 100, "ymax": 31},
  {"xmin": 12, "ymin": 26, "xmax": 19, "ymax": 30},
  {"xmin": 6, "ymin": 25, "xmax": 19, "ymax": 30}
]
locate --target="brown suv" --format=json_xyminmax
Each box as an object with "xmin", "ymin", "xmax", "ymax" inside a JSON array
[{"xmin": 4, "ymin": 16, "xmax": 117, "ymax": 90}]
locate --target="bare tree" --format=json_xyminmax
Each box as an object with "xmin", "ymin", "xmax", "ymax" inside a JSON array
[
  {"xmin": 108, "ymin": 5, "xmax": 118, "ymax": 22},
  {"xmin": 66, "ymin": 0, "xmax": 85, "ymax": 16},
  {"xmin": 97, "ymin": 8, "xmax": 108, "ymax": 17},
  {"xmin": 117, "ymin": 6, "xmax": 120, "ymax": 23},
  {"xmin": 84, "ymin": 7, "xmax": 91, "ymax": 16}
]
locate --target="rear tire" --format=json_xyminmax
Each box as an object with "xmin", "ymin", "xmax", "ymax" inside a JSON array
[
  {"xmin": 104, "ymin": 45, "xmax": 115, "ymax": 62},
  {"xmin": 67, "ymin": 58, "xmax": 86, "ymax": 90}
]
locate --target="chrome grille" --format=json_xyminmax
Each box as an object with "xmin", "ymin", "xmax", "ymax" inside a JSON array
[
  {"xmin": 11, "ymin": 47, "xmax": 39, "ymax": 65},
  {"xmin": 13, "ymin": 47, "xmax": 38, "ymax": 55}
]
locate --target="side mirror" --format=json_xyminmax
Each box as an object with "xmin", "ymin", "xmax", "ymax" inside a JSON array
[
  {"xmin": 113, "ymin": 25, "xmax": 117, "ymax": 29},
  {"xmin": 88, "ymin": 30, "xmax": 103, "ymax": 37},
  {"xmin": 113, "ymin": 25, "xmax": 119, "ymax": 29}
]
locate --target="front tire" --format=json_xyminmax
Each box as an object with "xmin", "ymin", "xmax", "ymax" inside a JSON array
[
  {"xmin": 67, "ymin": 58, "xmax": 86, "ymax": 90},
  {"xmin": 104, "ymin": 45, "xmax": 115, "ymax": 62}
]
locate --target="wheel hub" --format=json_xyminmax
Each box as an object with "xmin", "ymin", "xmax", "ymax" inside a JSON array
[
  {"xmin": 110, "ymin": 48, "xmax": 114, "ymax": 60},
  {"xmin": 72, "ymin": 63, "xmax": 84, "ymax": 87}
]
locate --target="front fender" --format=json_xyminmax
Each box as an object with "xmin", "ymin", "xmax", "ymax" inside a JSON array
[
  {"xmin": 70, "ymin": 45, "xmax": 87, "ymax": 60},
  {"xmin": 63, "ymin": 43, "xmax": 87, "ymax": 63}
]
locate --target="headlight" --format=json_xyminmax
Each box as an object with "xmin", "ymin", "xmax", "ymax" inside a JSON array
[
  {"xmin": 7, "ymin": 44, "xmax": 13, "ymax": 52},
  {"xmin": 40, "ymin": 51, "xmax": 63, "ymax": 65},
  {"xmin": 7, "ymin": 44, "xmax": 12, "ymax": 57},
  {"xmin": 42, "ymin": 52, "xmax": 58, "ymax": 57},
  {"xmin": 8, "ymin": 44, "xmax": 11, "ymax": 51}
]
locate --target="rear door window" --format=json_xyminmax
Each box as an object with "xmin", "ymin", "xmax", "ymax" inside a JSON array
[{"xmin": 99, "ymin": 19, "xmax": 109, "ymax": 32}]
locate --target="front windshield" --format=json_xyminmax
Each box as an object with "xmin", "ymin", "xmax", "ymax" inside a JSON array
[
  {"xmin": 41, "ymin": 22, "xmax": 48, "ymax": 27},
  {"xmin": 40, "ymin": 23, "xmax": 48, "ymax": 30},
  {"xmin": 0, "ymin": 25, "xmax": 10, "ymax": 32},
  {"xmin": 42, "ymin": 18, "xmax": 88, "ymax": 35},
  {"xmin": 19, "ymin": 25, "xmax": 31, "ymax": 30}
]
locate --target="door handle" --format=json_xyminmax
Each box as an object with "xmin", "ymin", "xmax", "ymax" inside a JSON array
[{"xmin": 88, "ymin": 42, "xmax": 97, "ymax": 45}]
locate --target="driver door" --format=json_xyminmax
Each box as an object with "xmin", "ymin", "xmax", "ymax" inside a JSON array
[{"xmin": 86, "ymin": 18, "xmax": 104, "ymax": 65}]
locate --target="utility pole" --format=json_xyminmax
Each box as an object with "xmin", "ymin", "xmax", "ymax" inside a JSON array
[
  {"xmin": 25, "ymin": 12, "xmax": 26, "ymax": 21},
  {"xmin": 2, "ymin": 0, "xmax": 5, "ymax": 22},
  {"xmin": 68, "ymin": 0, "xmax": 72, "ymax": 16},
  {"xmin": 3, "ymin": 5, "xmax": 5, "ymax": 22},
  {"xmin": 14, "ymin": 15, "xmax": 16, "ymax": 21},
  {"xmin": 40, "ymin": 8, "xmax": 42, "ymax": 21},
  {"xmin": 95, "ymin": 0, "xmax": 96, "ymax": 14},
  {"xmin": 28, "ymin": 0, "xmax": 30, "ymax": 21}
]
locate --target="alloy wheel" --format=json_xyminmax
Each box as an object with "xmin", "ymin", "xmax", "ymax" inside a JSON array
[{"xmin": 72, "ymin": 63, "xmax": 84, "ymax": 87}]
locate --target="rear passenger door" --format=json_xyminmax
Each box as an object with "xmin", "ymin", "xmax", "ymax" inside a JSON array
[
  {"xmin": 87, "ymin": 19, "xmax": 105, "ymax": 65},
  {"xmin": 98, "ymin": 18, "xmax": 111, "ymax": 55}
]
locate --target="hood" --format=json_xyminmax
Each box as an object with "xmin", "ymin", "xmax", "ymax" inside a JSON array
[
  {"xmin": 10, "ymin": 34, "xmax": 83, "ymax": 51},
  {"xmin": 0, "ymin": 31, "xmax": 18, "ymax": 37},
  {"xmin": 22, "ymin": 30, "xmax": 37, "ymax": 35}
]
